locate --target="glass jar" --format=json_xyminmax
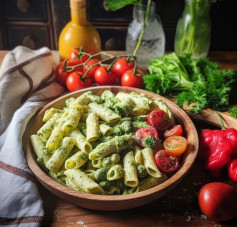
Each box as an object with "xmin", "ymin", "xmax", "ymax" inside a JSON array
[
  {"xmin": 174, "ymin": 0, "xmax": 213, "ymax": 58},
  {"xmin": 126, "ymin": 1, "xmax": 165, "ymax": 68}
]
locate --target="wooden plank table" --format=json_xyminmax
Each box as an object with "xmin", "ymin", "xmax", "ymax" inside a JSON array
[{"xmin": 1, "ymin": 51, "xmax": 237, "ymax": 227}]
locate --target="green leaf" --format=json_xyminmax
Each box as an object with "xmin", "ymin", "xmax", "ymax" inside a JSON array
[
  {"xmin": 229, "ymin": 107, "xmax": 237, "ymax": 118},
  {"xmin": 104, "ymin": 0, "xmax": 138, "ymax": 11}
]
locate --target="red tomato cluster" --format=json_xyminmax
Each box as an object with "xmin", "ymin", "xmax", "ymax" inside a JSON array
[
  {"xmin": 55, "ymin": 48, "xmax": 144, "ymax": 92},
  {"xmin": 135, "ymin": 109, "xmax": 187, "ymax": 174},
  {"xmin": 55, "ymin": 48, "xmax": 92, "ymax": 92}
]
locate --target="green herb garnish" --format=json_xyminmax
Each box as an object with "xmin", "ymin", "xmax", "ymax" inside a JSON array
[
  {"xmin": 229, "ymin": 106, "xmax": 237, "ymax": 118},
  {"xmin": 143, "ymin": 136, "xmax": 157, "ymax": 148},
  {"xmin": 143, "ymin": 53, "xmax": 237, "ymax": 114}
]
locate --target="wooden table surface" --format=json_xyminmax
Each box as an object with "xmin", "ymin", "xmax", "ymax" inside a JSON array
[{"xmin": 1, "ymin": 50, "xmax": 237, "ymax": 227}]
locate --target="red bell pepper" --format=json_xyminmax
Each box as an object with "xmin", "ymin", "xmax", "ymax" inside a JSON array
[{"xmin": 199, "ymin": 113, "xmax": 237, "ymax": 179}]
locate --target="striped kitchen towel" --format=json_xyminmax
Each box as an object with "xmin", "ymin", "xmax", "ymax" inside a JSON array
[{"xmin": 0, "ymin": 46, "xmax": 65, "ymax": 226}]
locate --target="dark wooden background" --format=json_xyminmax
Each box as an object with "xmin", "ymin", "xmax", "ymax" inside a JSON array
[{"xmin": 0, "ymin": 0, "xmax": 236, "ymax": 51}]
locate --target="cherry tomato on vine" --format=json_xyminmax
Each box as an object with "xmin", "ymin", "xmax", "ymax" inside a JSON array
[
  {"xmin": 94, "ymin": 65, "xmax": 117, "ymax": 85},
  {"xmin": 163, "ymin": 136, "xmax": 187, "ymax": 156},
  {"xmin": 68, "ymin": 48, "xmax": 90, "ymax": 69},
  {"xmin": 154, "ymin": 150, "xmax": 179, "ymax": 173},
  {"xmin": 121, "ymin": 69, "xmax": 144, "ymax": 88},
  {"xmin": 127, "ymin": 59, "xmax": 135, "ymax": 69},
  {"xmin": 55, "ymin": 60, "xmax": 79, "ymax": 86},
  {"xmin": 147, "ymin": 109, "xmax": 172, "ymax": 132},
  {"xmin": 198, "ymin": 182, "xmax": 237, "ymax": 221},
  {"xmin": 83, "ymin": 58, "xmax": 100, "ymax": 78},
  {"xmin": 164, "ymin": 125, "xmax": 183, "ymax": 139},
  {"xmin": 135, "ymin": 126, "xmax": 159, "ymax": 148},
  {"xmin": 111, "ymin": 57, "xmax": 134, "ymax": 79},
  {"xmin": 66, "ymin": 71, "xmax": 92, "ymax": 92}
]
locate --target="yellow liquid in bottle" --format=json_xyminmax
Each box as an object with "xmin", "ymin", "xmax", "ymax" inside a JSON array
[{"xmin": 59, "ymin": 0, "xmax": 101, "ymax": 60}]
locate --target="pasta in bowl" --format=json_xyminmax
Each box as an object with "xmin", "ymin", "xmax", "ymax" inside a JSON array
[{"xmin": 25, "ymin": 86, "xmax": 198, "ymax": 210}]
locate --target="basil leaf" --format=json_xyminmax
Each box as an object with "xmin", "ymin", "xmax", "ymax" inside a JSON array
[{"xmin": 104, "ymin": 0, "xmax": 138, "ymax": 11}]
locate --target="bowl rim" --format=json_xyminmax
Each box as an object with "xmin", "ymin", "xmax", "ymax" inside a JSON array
[{"xmin": 25, "ymin": 86, "xmax": 199, "ymax": 204}]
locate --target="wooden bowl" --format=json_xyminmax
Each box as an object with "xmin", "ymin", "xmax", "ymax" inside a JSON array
[{"xmin": 25, "ymin": 86, "xmax": 199, "ymax": 211}]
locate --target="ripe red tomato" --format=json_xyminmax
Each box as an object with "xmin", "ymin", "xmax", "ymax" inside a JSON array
[
  {"xmin": 55, "ymin": 61, "xmax": 79, "ymax": 86},
  {"xmin": 121, "ymin": 69, "xmax": 144, "ymax": 88},
  {"xmin": 163, "ymin": 136, "xmax": 187, "ymax": 156},
  {"xmin": 111, "ymin": 57, "xmax": 134, "ymax": 79},
  {"xmin": 94, "ymin": 65, "xmax": 117, "ymax": 85},
  {"xmin": 164, "ymin": 125, "xmax": 183, "ymax": 139},
  {"xmin": 154, "ymin": 150, "xmax": 179, "ymax": 173},
  {"xmin": 68, "ymin": 48, "xmax": 90, "ymax": 69},
  {"xmin": 66, "ymin": 71, "xmax": 92, "ymax": 92},
  {"xmin": 227, "ymin": 159, "xmax": 237, "ymax": 182},
  {"xmin": 83, "ymin": 58, "xmax": 100, "ymax": 78},
  {"xmin": 147, "ymin": 109, "xmax": 172, "ymax": 131},
  {"xmin": 127, "ymin": 59, "xmax": 135, "ymax": 69},
  {"xmin": 198, "ymin": 182, "xmax": 237, "ymax": 221},
  {"xmin": 135, "ymin": 126, "xmax": 159, "ymax": 148}
]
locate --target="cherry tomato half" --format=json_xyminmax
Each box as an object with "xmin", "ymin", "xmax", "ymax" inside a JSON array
[
  {"xmin": 164, "ymin": 125, "xmax": 183, "ymax": 139},
  {"xmin": 111, "ymin": 57, "xmax": 134, "ymax": 79},
  {"xmin": 94, "ymin": 65, "xmax": 117, "ymax": 85},
  {"xmin": 154, "ymin": 150, "xmax": 179, "ymax": 173},
  {"xmin": 164, "ymin": 136, "xmax": 187, "ymax": 156},
  {"xmin": 66, "ymin": 71, "xmax": 92, "ymax": 92},
  {"xmin": 135, "ymin": 126, "xmax": 159, "ymax": 148},
  {"xmin": 121, "ymin": 69, "xmax": 144, "ymax": 88},
  {"xmin": 83, "ymin": 58, "xmax": 100, "ymax": 78},
  {"xmin": 198, "ymin": 182, "xmax": 237, "ymax": 221},
  {"xmin": 147, "ymin": 109, "xmax": 172, "ymax": 131}
]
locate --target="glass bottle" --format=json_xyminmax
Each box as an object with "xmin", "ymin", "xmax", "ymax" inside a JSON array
[
  {"xmin": 126, "ymin": 1, "xmax": 165, "ymax": 68},
  {"xmin": 174, "ymin": 0, "xmax": 213, "ymax": 58},
  {"xmin": 59, "ymin": 0, "xmax": 101, "ymax": 60}
]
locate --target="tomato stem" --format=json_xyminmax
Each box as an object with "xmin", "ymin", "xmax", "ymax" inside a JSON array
[
  {"xmin": 132, "ymin": 0, "xmax": 151, "ymax": 57},
  {"xmin": 216, "ymin": 112, "xmax": 226, "ymax": 130},
  {"xmin": 65, "ymin": 51, "xmax": 138, "ymax": 79},
  {"xmin": 133, "ymin": 60, "xmax": 137, "ymax": 75}
]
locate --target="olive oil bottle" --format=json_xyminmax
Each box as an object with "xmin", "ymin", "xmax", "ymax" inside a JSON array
[{"xmin": 59, "ymin": 0, "xmax": 101, "ymax": 60}]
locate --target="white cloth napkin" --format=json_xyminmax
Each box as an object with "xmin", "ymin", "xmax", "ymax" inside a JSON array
[{"xmin": 0, "ymin": 46, "xmax": 65, "ymax": 226}]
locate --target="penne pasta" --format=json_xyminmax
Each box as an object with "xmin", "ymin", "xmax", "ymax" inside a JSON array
[
  {"xmin": 46, "ymin": 117, "xmax": 64, "ymax": 152},
  {"xmin": 64, "ymin": 169, "xmax": 104, "ymax": 194},
  {"xmin": 30, "ymin": 134, "xmax": 50, "ymax": 169},
  {"xmin": 38, "ymin": 113, "xmax": 62, "ymax": 139},
  {"xmin": 70, "ymin": 129, "xmax": 92, "ymax": 153},
  {"xmin": 141, "ymin": 148, "xmax": 162, "ymax": 178},
  {"xmin": 31, "ymin": 89, "xmax": 177, "ymax": 195},
  {"xmin": 99, "ymin": 124, "xmax": 113, "ymax": 136},
  {"xmin": 134, "ymin": 146, "xmax": 143, "ymax": 165},
  {"xmin": 62, "ymin": 105, "xmax": 82, "ymax": 132},
  {"xmin": 107, "ymin": 164, "xmax": 124, "ymax": 181},
  {"xmin": 65, "ymin": 150, "xmax": 88, "ymax": 169},
  {"xmin": 46, "ymin": 137, "xmax": 76, "ymax": 174},
  {"xmin": 89, "ymin": 102, "xmax": 121, "ymax": 124},
  {"xmin": 123, "ymin": 151, "xmax": 138, "ymax": 187},
  {"xmin": 86, "ymin": 112, "xmax": 100, "ymax": 142},
  {"xmin": 42, "ymin": 108, "xmax": 63, "ymax": 122},
  {"xmin": 89, "ymin": 134, "xmax": 133, "ymax": 160}
]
